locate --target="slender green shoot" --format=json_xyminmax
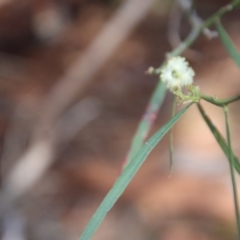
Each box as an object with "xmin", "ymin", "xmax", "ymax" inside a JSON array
[
  {"xmin": 122, "ymin": 81, "xmax": 166, "ymax": 170},
  {"xmin": 197, "ymin": 103, "xmax": 240, "ymax": 174},
  {"xmin": 169, "ymin": 97, "xmax": 176, "ymax": 176},
  {"xmin": 224, "ymin": 105, "xmax": 240, "ymax": 238},
  {"xmin": 200, "ymin": 93, "xmax": 240, "ymax": 107},
  {"xmin": 203, "ymin": 0, "xmax": 240, "ymax": 29}
]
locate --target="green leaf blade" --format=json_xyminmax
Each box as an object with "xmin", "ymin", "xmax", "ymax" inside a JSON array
[
  {"xmin": 216, "ymin": 20, "xmax": 240, "ymax": 68},
  {"xmin": 197, "ymin": 103, "xmax": 240, "ymax": 173},
  {"xmin": 80, "ymin": 103, "xmax": 192, "ymax": 240},
  {"xmin": 223, "ymin": 105, "xmax": 240, "ymax": 237}
]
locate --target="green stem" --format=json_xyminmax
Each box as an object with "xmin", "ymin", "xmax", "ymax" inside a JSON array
[
  {"xmin": 197, "ymin": 103, "xmax": 240, "ymax": 174},
  {"xmin": 224, "ymin": 105, "xmax": 240, "ymax": 239},
  {"xmin": 151, "ymin": 0, "xmax": 240, "ymax": 75},
  {"xmin": 169, "ymin": 98, "xmax": 176, "ymax": 176},
  {"xmin": 203, "ymin": 0, "xmax": 240, "ymax": 29},
  {"xmin": 200, "ymin": 93, "xmax": 240, "ymax": 107},
  {"xmin": 122, "ymin": 81, "xmax": 166, "ymax": 170}
]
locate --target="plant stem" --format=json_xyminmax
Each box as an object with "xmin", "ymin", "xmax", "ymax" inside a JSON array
[
  {"xmin": 200, "ymin": 94, "xmax": 240, "ymax": 106},
  {"xmin": 203, "ymin": 0, "xmax": 240, "ymax": 29},
  {"xmin": 224, "ymin": 105, "xmax": 240, "ymax": 239},
  {"xmin": 122, "ymin": 81, "xmax": 166, "ymax": 170},
  {"xmin": 197, "ymin": 103, "xmax": 240, "ymax": 174},
  {"xmin": 169, "ymin": 98, "xmax": 176, "ymax": 176},
  {"xmin": 151, "ymin": 0, "xmax": 240, "ymax": 75}
]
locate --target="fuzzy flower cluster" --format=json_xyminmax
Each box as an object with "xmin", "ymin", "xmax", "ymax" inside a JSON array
[{"xmin": 160, "ymin": 56, "xmax": 195, "ymax": 91}]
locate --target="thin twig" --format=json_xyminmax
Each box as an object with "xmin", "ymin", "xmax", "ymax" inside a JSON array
[{"xmin": 200, "ymin": 93, "xmax": 240, "ymax": 107}]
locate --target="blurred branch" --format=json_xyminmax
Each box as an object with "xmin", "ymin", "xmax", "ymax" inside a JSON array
[
  {"xmin": 168, "ymin": 0, "xmax": 201, "ymax": 60},
  {"xmin": 167, "ymin": 0, "xmax": 182, "ymax": 50},
  {"xmin": 168, "ymin": 0, "xmax": 218, "ymax": 61},
  {"xmin": 0, "ymin": 98, "xmax": 100, "ymax": 212},
  {"xmin": 178, "ymin": 0, "xmax": 218, "ymax": 39},
  {"xmin": 0, "ymin": 0, "xmax": 12, "ymax": 7},
  {"xmin": 0, "ymin": 0, "xmax": 155, "ymax": 214},
  {"xmin": 39, "ymin": 0, "xmax": 155, "ymax": 126},
  {"xmin": 2, "ymin": 209, "xmax": 26, "ymax": 240},
  {"xmin": 1, "ymin": 103, "xmax": 33, "ymax": 180}
]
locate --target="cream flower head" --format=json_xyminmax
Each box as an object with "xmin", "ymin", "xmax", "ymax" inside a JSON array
[{"xmin": 160, "ymin": 56, "xmax": 195, "ymax": 91}]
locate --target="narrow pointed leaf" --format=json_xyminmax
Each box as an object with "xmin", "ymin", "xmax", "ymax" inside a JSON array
[
  {"xmin": 216, "ymin": 20, "xmax": 240, "ymax": 68},
  {"xmin": 198, "ymin": 103, "xmax": 240, "ymax": 173},
  {"xmin": 223, "ymin": 106, "xmax": 240, "ymax": 236},
  {"xmin": 80, "ymin": 103, "xmax": 192, "ymax": 240}
]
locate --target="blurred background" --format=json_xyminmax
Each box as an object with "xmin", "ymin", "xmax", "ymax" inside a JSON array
[{"xmin": 0, "ymin": 0, "xmax": 240, "ymax": 239}]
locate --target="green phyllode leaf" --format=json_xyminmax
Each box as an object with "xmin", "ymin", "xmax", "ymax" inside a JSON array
[
  {"xmin": 223, "ymin": 105, "xmax": 240, "ymax": 237},
  {"xmin": 197, "ymin": 103, "xmax": 240, "ymax": 173},
  {"xmin": 216, "ymin": 20, "xmax": 240, "ymax": 68},
  {"xmin": 80, "ymin": 103, "xmax": 192, "ymax": 240}
]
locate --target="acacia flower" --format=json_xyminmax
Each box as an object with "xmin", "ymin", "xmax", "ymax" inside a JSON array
[{"xmin": 160, "ymin": 56, "xmax": 195, "ymax": 91}]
